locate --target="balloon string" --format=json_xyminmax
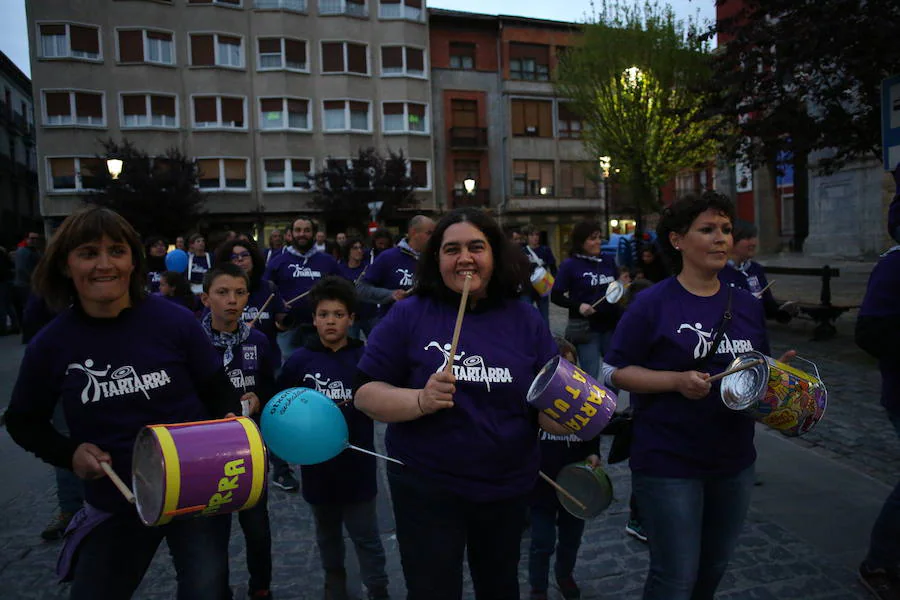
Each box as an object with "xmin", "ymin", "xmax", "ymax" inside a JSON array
[{"xmin": 348, "ymin": 444, "xmax": 405, "ymax": 465}]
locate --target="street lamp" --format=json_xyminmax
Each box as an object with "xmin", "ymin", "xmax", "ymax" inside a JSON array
[
  {"xmin": 106, "ymin": 158, "xmax": 123, "ymax": 180},
  {"xmin": 463, "ymin": 175, "xmax": 476, "ymax": 195},
  {"xmin": 599, "ymin": 156, "xmax": 612, "ymax": 237}
]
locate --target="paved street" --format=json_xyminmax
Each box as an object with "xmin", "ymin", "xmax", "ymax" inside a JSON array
[{"xmin": 0, "ymin": 255, "xmax": 896, "ymax": 599}]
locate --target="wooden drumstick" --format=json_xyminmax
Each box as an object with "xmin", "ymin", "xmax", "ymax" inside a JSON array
[
  {"xmin": 590, "ymin": 296, "xmax": 608, "ymax": 309},
  {"xmin": 757, "ymin": 281, "xmax": 775, "ymax": 296},
  {"xmin": 248, "ymin": 293, "xmax": 275, "ymax": 327},
  {"xmin": 284, "ymin": 289, "xmax": 311, "ymax": 307},
  {"xmin": 100, "ymin": 462, "xmax": 135, "ymax": 504},
  {"xmin": 707, "ymin": 358, "xmax": 765, "ymax": 383},
  {"xmin": 538, "ymin": 471, "xmax": 587, "ymax": 511},
  {"xmin": 446, "ymin": 275, "xmax": 472, "ymax": 373}
]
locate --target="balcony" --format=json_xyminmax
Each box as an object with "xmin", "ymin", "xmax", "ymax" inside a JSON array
[
  {"xmin": 254, "ymin": 0, "xmax": 307, "ymax": 10},
  {"xmin": 452, "ymin": 188, "xmax": 490, "ymax": 208},
  {"xmin": 505, "ymin": 195, "xmax": 603, "ymax": 212},
  {"xmin": 319, "ymin": 0, "xmax": 368, "ymax": 17},
  {"xmin": 449, "ymin": 127, "xmax": 488, "ymax": 149}
]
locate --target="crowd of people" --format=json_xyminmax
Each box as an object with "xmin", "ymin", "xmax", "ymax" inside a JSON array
[{"xmin": 2, "ymin": 181, "xmax": 899, "ymax": 600}]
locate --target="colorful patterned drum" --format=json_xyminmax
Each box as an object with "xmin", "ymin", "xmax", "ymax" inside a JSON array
[
  {"xmin": 527, "ymin": 356, "xmax": 617, "ymax": 441},
  {"xmin": 530, "ymin": 266, "xmax": 555, "ymax": 297},
  {"xmin": 555, "ymin": 461, "xmax": 614, "ymax": 520},
  {"xmin": 720, "ymin": 351, "xmax": 827, "ymax": 437},
  {"xmin": 131, "ymin": 417, "xmax": 268, "ymax": 526}
]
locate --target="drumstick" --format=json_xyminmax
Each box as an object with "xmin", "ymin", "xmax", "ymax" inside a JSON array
[
  {"xmin": 284, "ymin": 289, "xmax": 311, "ymax": 307},
  {"xmin": 538, "ymin": 471, "xmax": 587, "ymax": 511},
  {"xmin": 590, "ymin": 296, "xmax": 608, "ymax": 309},
  {"xmin": 100, "ymin": 462, "xmax": 135, "ymax": 504},
  {"xmin": 757, "ymin": 281, "xmax": 775, "ymax": 296},
  {"xmin": 248, "ymin": 293, "xmax": 275, "ymax": 327},
  {"xmin": 446, "ymin": 275, "xmax": 472, "ymax": 373},
  {"xmin": 348, "ymin": 444, "xmax": 405, "ymax": 465},
  {"xmin": 707, "ymin": 358, "xmax": 765, "ymax": 383}
]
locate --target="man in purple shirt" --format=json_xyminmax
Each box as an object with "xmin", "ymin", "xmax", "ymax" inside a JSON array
[{"xmin": 521, "ymin": 225, "xmax": 557, "ymax": 324}]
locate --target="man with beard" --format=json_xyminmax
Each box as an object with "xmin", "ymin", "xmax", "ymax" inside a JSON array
[{"xmin": 264, "ymin": 216, "xmax": 340, "ymax": 359}]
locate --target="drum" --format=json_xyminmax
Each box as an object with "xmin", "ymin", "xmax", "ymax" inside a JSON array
[
  {"xmin": 554, "ymin": 461, "xmax": 614, "ymax": 520},
  {"xmin": 530, "ymin": 266, "xmax": 555, "ymax": 297},
  {"xmin": 132, "ymin": 417, "xmax": 268, "ymax": 526},
  {"xmin": 527, "ymin": 356, "xmax": 617, "ymax": 441},
  {"xmin": 720, "ymin": 351, "xmax": 827, "ymax": 437}
]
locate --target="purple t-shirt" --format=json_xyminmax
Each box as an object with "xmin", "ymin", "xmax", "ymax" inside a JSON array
[
  {"xmin": 362, "ymin": 246, "xmax": 419, "ymax": 317},
  {"xmin": 357, "ymin": 295, "xmax": 557, "ymax": 501},
  {"xmin": 337, "ymin": 262, "xmax": 377, "ymax": 321},
  {"xmin": 9, "ymin": 295, "xmax": 223, "ymax": 513},
  {"xmin": 212, "ymin": 328, "xmax": 276, "ymax": 400},
  {"xmin": 554, "ymin": 254, "xmax": 620, "ymax": 330},
  {"xmin": 604, "ymin": 277, "xmax": 771, "ymax": 478},
  {"xmin": 244, "ymin": 284, "xmax": 286, "ymax": 365},
  {"xmin": 859, "ymin": 246, "xmax": 900, "ymax": 410},
  {"xmin": 187, "ymin": 253, "xmax": 212, "ymax": 286},
  {"xmin": 263, "ymin": 250, "xmax": 341, "ymax": 325}
]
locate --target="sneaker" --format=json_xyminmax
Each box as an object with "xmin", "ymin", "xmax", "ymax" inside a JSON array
[
  {"xmin": 271, "ymin": 470, "xmax": 299, "ymax": 492},
  {"xmin": 556, "ymin": 575, "xmax": 581, "ymax": 600},
  {"xmin": 625, "ymin": 518, "xmax": 648, "ymax": 543},
  {"xmin": 529, "ymin": 589, "xmax": 549, "ymax": 600},
  {"xmin": 858, "ymin": 563, "xmax": 900, "ymax": 599},
  {"xmin": 40, "ymin": 511, "xmax": 75, "ymax": 541}
]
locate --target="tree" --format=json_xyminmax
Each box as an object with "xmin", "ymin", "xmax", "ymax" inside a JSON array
[
  {"xmin": 88, "ymin": 139, "xmax": 206, "ymax": 240},
  {"xmin": 311, "ymin": 147, "xmax": 418, "ymax": 230},
  {"xmin": 704, "ymin": 0, "xmax": 900, "ymax": 249},
  {"xmin": 556, "ymin": 0, "xmax": 718, "ymax": 236}
]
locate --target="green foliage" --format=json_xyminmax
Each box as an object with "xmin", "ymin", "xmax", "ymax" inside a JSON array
[
  {"xmin": 87, "ymin": 139, "xmax": 205, "ymax": 240},
  {"xmin": 556, "ymin": 0, "xmax": 718, "ymax": 218}
]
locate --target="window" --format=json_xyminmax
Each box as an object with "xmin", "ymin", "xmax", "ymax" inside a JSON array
[
  {"xmin": 509, "ymin": 43, "xmax": 550, "ymax": 81},
  {"xmin": 321, "ymin": 41, "xmax": 368, "ymax": 75},
  {"xmin": 192, "ymin": 96, "xmax": 245, "ymax": 128},
  {"xmin": 121, "ymin": 94, "xmax": 177, "ymax": 128},
  {"xmin": 557, "ymin": 103, "xmax": 584, "ymax": 139},
  {"xmin": 511, "ymin": 99, "xmax": 552, "ymax": 137},
  {"xmin": 188, "ymin": 0, "xmax": 242, "ymax": 5},
  {"xmin": 380, "ymin": 46, "xmax": 425, "ymax": 77},
  {"xmin": 322, "ymin": 100, "xmax": 370, "ymax": 132},
  {"xmin": 451, "ymin": 99, "xmax": 478, "ymax": 127},
  {"xmin": 254, "ymin": 0, "xmax": 306, "ymax": 10},
  {"xmin": 197, "ymin": 158, "xmax": 249, "ymax": 190},
  {"xmin": 409, "ymin": 159, "xmax": 428, "ymax": 189},
  {"xmin": 512, "ymin": 160, "xmax": 554, "ymax": 196},
  {"xmin": 559, "ymin": 162, "xmax": 592, "ymax": 198},
  {"xmin": 259, "ymin": 97, "xmax": 310, "ymax": 130},
  {"xmin": 39, "ymin": 23, "xmax": 101, "ymax": 60},
  {"xmin": 43, "ymin": 91, "xmax": 105, "ymax": 126},
  {"xmin": 190, "ymin": 33, "xmax": 243, "ymax": 68},
  {"xmin": 319, "ymin": 0, "xmax": 367, "ymax": 17},
  {"xmin": 449, "ymin": 42, "xmax": 475, "ymax": 70},
  {"xmin": 257, "ymin": 38, "xmax": 307, "ymax": 71},
  {"xmin": 118, "ymin": 29, "xmax": 174, "ymax": 65},
  {"xmin": 379, "ymin": 0, "xmax": 422, "ymax": 21},
  {"xmin": 263, "ymin": 158, "xmax": 311, "ymax": 190},
  {"xmin": 382, "ymin": 102, "xmax": 427, "ymax": 133},
  {"xmin": 48, "ymin": 157, "xmax": 104, "ymax": 191}
]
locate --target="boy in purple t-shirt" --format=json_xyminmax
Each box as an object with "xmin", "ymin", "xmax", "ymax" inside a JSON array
[{"xmin": 276, "ymin": 276, "xmax": 389, "ymax": 600}]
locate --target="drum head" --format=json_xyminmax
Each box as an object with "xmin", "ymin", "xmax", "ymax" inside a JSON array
[
  {"xmin": 720, "ymin": 351, "xmax": 768, "ymax": 411},
  {"xmin": 530, "ymin": 266, "xmax": 546, "ymax": 283},
  {"xmin": 555, "ymin": 462, "xmax": 614, "ymax": 520},
  {"xmin": 132, "ymin": 428, "xmax": 165, "ymax": 526},
  {"xmin": 605, "ymin": 281, "xmax": 624, "ymax": 304}
]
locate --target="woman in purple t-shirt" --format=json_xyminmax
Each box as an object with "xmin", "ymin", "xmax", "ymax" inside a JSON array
[
  {"xmin": 604, "ymin": 192, "xmax": 794, "ymax": 600},
  {"xmin": 355, "ymin": 208, "xmax": 567, "ymax": 600}
]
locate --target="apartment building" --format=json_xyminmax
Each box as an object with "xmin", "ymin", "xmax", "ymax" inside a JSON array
[
  {"xmin": 26, "ymin": 0, "xmax": 433, "ymax": 237},
  {"xmin": 0, "ymin": 51, "xmax": 39, "ymax": 248}
]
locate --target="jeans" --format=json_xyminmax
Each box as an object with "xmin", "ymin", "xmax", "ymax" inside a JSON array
[
  {"xmin": 311, "ymin": 499, "xmax": 388, "ymax": 591},
  {"xmin": 575, "ymin": 329, "xmax": 613, "ymax": 381},
  {"xmin": 276, "ymin": 325, "xmax": 317, "ymax": 362},
  {"xmin": 528, "ymin": 504, "xmax": 586, "ymax": 592},
  {"xmin": 69, "ymin": 510, "xmax": 232, "ymax": 600},
  {"xmin": 52, "ymin": 404, "xmax": 84, "ymax": 514},
  {"xmin": 532, "ymin": 296, "xmax": 550, "ymax": 324},
  {"xmin": 0, "ymin": 281, "xmax": 17, "ymax": 333},
  {"xmin": 269, "ymin": 451, "xmax": 291, "ymax": 477},
  {"xmin": 632, "ymin": 465, "xmax": 755, "ymax": 600},
  {"xmin": 865, "ymin": 409, "xmax": 900, "ymax": 570},
  {"xmin": 238, "ymin": 490, "xmax": 272, "ymax": 592},
  {"xmin": 388, "ymin": 465, "xmax": 527, "ymax": 600}
]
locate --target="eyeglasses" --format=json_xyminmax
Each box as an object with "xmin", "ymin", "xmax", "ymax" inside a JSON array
[{"xmin": 230, "ymin": 252, "xmax": 251, "ymax": 260}]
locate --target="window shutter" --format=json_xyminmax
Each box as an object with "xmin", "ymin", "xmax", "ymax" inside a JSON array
[
  {"xmin": 147, "ymin": 30, "xmax": 171, "ymax": 41},
  {"xmin": 223, "ymin": 159, "xmax": 246, "ymax": 180},
  {"xmin": 221, "ymin": 97, "xmax": 244, "ymax": 123},
  {"xmin": 540, "ymin": 162, "xmax": 554, "ymax": 187},
  {"xmin": 218, "ymin": 35, "xmax": 241, "ymax": 46},
  {"xmin": 538, "ymin": 101, "xmax": 552, "ymax": 137},
  {"xmin": 260, "ymin": 98, "xmax": 282, "ymax": 112},
  {"xmin": 511, "ymin": 100, "xmax": 525, "ymax": 135},
  {"xmin": 75, "ymin": 93, "xmax": 103, "ymax": 118},
  {"xmin": 287, "ymin": 98, "xmax": 307, "ymax": 113},
  {"xmin": 346, "ymin": 43, "xmax": 367, "ymax": 74},
  {"xmin": 40, "ymin": 24, "xmax": 66, "ymax": 36},
  {"xmin": 197, "ymin": 159, "xmax": 219, "ymax": 181},
  {"xmin": 451, "ymin": 99, "xmax": 477, "ymax": 127},
  {"xmin": 408, "ymin": 103, "xmax": 425, "ymax": 119},
  {"xmin": 118, "ymin": 30, "xmax": 144, "ymax": 62},
  {"xmin": 406, "ymin": 0, "xmax": 422, "ymax": 7},
  {"xmin": 191, "ymin": 34, "xmax": 215, "ymax": 65},
  {"xmin": 258, "ymin": 38, "xmax": 281, "ymax": 53},
  {"xmin": 381, "ymin": 0, "xmax": 400, "ymax": 4},
  {"xmin": 410, "ymin": 160, "xmax": 427, "ymax": 187},
  {"xmin": 45, "ymin": 92, "xmax": 72, "ymax": 116},
  {"xmin": 285, "ymin": 39, "xmax": 305, "ymax": 64},
  {"xmin": 381, "ymin": 46, "xmax": 403, "ymax": 69},
  {"xmin": 70, "ymin": 26, "xmax": 100, "ymax": 54},
  {"xmin": 323, "ymin": 100, "xmax": 344, "ymax": 111},
  {"xmin": 80, "ymin": 158, "xmax": 103, "ymax": 178},
  {"xmin": 526, "ymin": 161, "xmax": 540, "ymax": 180},
  {"xmin": 122, "ymin": 95, "xmax": 146, "ymax": 116},
  {"xmin": 291, "ymin": 159, "xmax": 310, "ymax": 174},
  {"xmin": 151, "ymin": 95, "xmax": 176, "ymax": 116},
  {"xmin": 383, "ymin": 102, "xmax": 403, "ymax": 115},
  {"xmin": 264, "ymin": 159, "xmax": 283, "ymax": 172},
  {"xmin": 322, "ymin": 42, "xmax": 344, "ymax": 72},
  {"xmin": 349, "ymin": 101, "xmax": 368, "ymax": 113},
  {"xmin": 50, "ymin": 157, "xmax": 76, "ymax": 178},
  {"xmin": 406, "ymin": 47, "xmax": 424, "ymax": 71},
  {"xmin": 194, "ymin": 96, "xmax": 217, "ymax": 122}
]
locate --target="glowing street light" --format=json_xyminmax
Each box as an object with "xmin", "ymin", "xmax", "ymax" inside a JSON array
[
  {"xmin": 106, "ymin": 158, "xmax": 123, "ymax": 180},
  {"xmin": 463, "ymin": 175, "xmax": 476, "ymax": 195}
]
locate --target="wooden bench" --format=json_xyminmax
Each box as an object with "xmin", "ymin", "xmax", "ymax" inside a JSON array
[{"xmin": 762, "ymin": 265, "xmax": 855, "ymax": 340}]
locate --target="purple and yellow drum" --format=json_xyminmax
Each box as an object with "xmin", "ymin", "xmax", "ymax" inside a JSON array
[
  {"xmin": 720, "ymin": 351, "xmax": 827, "ymax": 437},
  {"xmin": 131, "ymin": 417, "xmax": 268, "ymax": 526},
  {"xmin": 530, "ymin": 266, "xmax": 555, "ymax": 297},
  {"xmin": 527, "ymin": 356, "xmax": 617, "ymax": 441}
]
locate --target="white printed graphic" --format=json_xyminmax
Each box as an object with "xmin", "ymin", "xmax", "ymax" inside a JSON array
[
  {"xmin": 66, "ymin": 359, "xmax": 172, "ymax": 403},
  {"xmin": 396, "ymin": 268, "xmax": 414, "ymax": 287},
  {"xmin": 303, "ymin": 372, "xmax": 352, "ymax": 401},
  {"xmin": 675, "ymin": 323, "xmax": 754, "ymax": 360},
  {"xmin": 582, "ymin": 272, "xmax": 615, "ymax": 287},
  {"xmin": 288, "ymin": 264, "xmax": 323, "ymax": 279},
  {"xmin": 424, "ymin": 341, "xmax": 513, "ymax": 392}
]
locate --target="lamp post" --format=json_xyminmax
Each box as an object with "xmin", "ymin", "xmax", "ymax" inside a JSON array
[
  {"xmin": 106, "ymin": 158, "xmax": 123, "ymax": 180},
  {"xmin": 463, "ymin": 175, "xmax": 476, "ymax": 205},
  {"xmin": 599, "ymin": 156, "xmax": 612, "ymax": 237}
]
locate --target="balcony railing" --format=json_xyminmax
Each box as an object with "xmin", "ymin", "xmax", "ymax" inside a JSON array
[
  {"xmin": 255, "ymin": 0, "xmax": 307, "ymax": 10},
  {"xmin": 452, "ymin": 188, "xmax": 490, "ymax": 208},
  {"xmin": 319, "ymin": 0, "xmax": 368, "ymax": 17},
  {"xmin": 449, "ymin": 127, "xmax": 488, "ymax": 149}
]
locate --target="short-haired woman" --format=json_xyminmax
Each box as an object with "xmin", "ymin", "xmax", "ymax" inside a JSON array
[
  {"xmin": 4, "ymin": 207, "xmax": 241, "ymax": 600},
  {"xmin": 354, "ymin": 208, "xmax": 566, "ymax": 600}
]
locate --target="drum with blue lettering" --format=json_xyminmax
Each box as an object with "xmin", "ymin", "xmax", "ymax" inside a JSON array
[{"xmin": 131, "ymin": 417, "xmax": 268, "ymax": 526}]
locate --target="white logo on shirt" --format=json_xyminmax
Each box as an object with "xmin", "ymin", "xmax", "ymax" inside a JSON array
[
  {"xmin": 396, "ymin": 268, "xmax": 414, "ymax": 287},
  {"xmin": 424, "ymin": 341, "xmax": 513, "ymax": 391},
  {"xmin": 288, "ymin": 264, "xmax": 322, "ymax": 279},
  {"xmin": 675, "ymin": 323, "xmax": 754, "ymax": 360},
  {"xmin": 304, "ymin": 372, "xmax": 352, "ymax": 401},
  {"xmin": 243, "ymin": 307, "xmax": 269, "ymax": 322},
  {"xmin": 66, "ymin": 359, "xmax": 172, "ymax": 404},
  {"xmin": 228, "ymin": 368, "xmax": 255, "ymax": 390},
  {"xmin": 582, "ymin": 272, "xmax": 615, "ymax": 287}
]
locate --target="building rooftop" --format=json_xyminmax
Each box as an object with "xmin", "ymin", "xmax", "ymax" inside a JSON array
[{"xmin": 0, "ymin": 50, "xmax": 32, "ymax": 97}]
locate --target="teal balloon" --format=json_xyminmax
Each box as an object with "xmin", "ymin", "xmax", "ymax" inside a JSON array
[
  {"xmin": 261, "ymin": 387, "xmax": 348, "ymax": 465},
  {"xmin": 164, "ymin": 249, "xmax": 189, "ymax": 273}
]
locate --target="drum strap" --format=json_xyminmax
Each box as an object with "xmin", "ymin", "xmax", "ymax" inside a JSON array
[{"xmin": 699, "ymin": 286, "xmax": 733, "ymax": 370}]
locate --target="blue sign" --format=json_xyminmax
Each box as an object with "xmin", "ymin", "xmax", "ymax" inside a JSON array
[{"xmin": 882, "ymin": 74, "xmax": 900, "ymax": 171}]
